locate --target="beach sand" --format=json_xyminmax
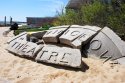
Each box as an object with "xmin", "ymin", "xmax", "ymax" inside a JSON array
[{"xmin": 0, "ymin": 27, "xmax": 125, "ymax": 83}]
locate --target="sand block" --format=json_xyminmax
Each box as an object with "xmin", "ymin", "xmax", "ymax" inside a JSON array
[
  {"xmin": 6, "ymin": 40, "xmax": 43, "ymax": 58},
  {"xmin": 7, "ymin": 32, "xmax": 43, "ymax": 58},
  {"xmin": 70, "ymin": 25, "xmax": 101, "ymax": 32},
  {"xmin": 30, "ymin": 31, "xmax": 47, "ymax": 39},
  {"xmin": 115, "ymin": 57, "xmax": 125, "ymax": 65},
  {"xmin": 29, "ymin": 36, "xmax": 39, "ymax": 43},
  {"xmin": 18, "ymin": 42, "xmax": 43, "ymax": 58},
  {"xmin": 43, "ymin": 27, "xmax": 68, "ymax": 43},
  {"xmin": 6, "ymin": 40, "xmax": 28, "ymax": 55},
  {"xmin": 36, "ymin": 46, "xmax": 82, "ymax": 68},
  {"xmin": 7, "ymin": 32, "xmax": 28, "ymax": 44},
  {"xmin": 59, "ymin": 25, "xmax": 101, "ymax": 48},
  {"xmin": 85, "ymin": 27, "xmax": 125, "ymax": 63},
  {"xmin": 49, "ymin": 25, "xmax": 70, "ymax": 29}
]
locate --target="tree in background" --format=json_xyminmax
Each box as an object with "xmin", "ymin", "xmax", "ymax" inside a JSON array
[
  {"xmin": 53, "ymin": 0, "xmax": 125, "ymax": 39},
  {"xmin": 53, "ymin": 0, "xmax": 107, "ymax": 26},
  {"xmin": 80, "ymin": 1, "xmax": 106, "ymax": 26},
  {"xmin": 53, "ymin": 9, "xmax": 79, "ymax": 25},
  {"xmin": 106, "ymin": 0, "xmax": 125, "ymax": 35}
]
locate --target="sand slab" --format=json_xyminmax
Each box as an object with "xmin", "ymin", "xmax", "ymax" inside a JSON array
[{"xmin": 0, "ymin": 27, "xmax": 125, "ymax": 83}]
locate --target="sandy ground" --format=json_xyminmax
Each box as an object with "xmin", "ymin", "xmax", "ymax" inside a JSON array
[{"xmin": 0, "ymin": 27, "xmax": 125, "ymax": 83}]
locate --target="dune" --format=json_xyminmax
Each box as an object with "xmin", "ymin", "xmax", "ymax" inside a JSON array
[{"xmin": 0, "ymin": 27, "xmax": 125, "ymax": 83}]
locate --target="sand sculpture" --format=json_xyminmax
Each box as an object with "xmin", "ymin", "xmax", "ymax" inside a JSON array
[{"xmin": 6, "ymin": 25, "xmax": 125, "ymax": 68}]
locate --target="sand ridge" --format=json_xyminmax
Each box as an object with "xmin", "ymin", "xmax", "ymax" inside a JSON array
[{"xmin": 0, "ymin": 27, "xmax": 125, "ymax": 83}]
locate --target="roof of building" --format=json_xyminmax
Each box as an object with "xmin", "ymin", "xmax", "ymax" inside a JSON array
[
  {"xmin": 26, "ymin": 17, "xmax": 56, "ymax": 19},
  {"xmin": 66, "ymin": 0, "xmax": 87, "ymax": 9}
]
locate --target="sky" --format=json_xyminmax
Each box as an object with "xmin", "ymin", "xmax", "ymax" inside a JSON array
[{"xmin": 0, "ymin": 0, "xmax": 69, "ymax": 22}]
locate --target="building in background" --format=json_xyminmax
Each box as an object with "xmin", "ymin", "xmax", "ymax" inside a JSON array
[
  {"xmin": 66, "ymin": 0, "xmax": 92, "ymax": 10},
  {"xmin": 66, "ymin": 0, "xmax": 123, "ymax": 10},
  {"xmin": 27, "ymin": 17, "xmax": 56, "ymax": 27}
]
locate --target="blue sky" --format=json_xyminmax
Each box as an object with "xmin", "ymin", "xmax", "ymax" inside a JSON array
[{"xmin": 0, "ymin": 0, "xmax": 69, "ymax": 22}]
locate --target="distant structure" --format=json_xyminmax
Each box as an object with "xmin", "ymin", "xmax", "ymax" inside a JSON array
[
  {"xmin": 10, "ymin": 16, "xmax": 13, "ymax": 25},
  {"xmin": 4, "ymin": 16, "xmax": 6, "ymax": 26},
  {"xmin": 27, "ymin": 17, "xmax": 56, "ymax": 27},
  {"xmin": 66, "ymin": 0, "xmax": 91, "ymax": 10}
]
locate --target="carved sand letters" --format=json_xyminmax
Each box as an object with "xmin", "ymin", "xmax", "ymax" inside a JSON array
[
  {"xmin": 7, "ymin": 32, "xmax": 28, "ymax": 44},
  {"xmin": 86, "ymin": 27, "xmax": 125, "ymax": 63},
  {"xmin": 6, "ymin": 25, "xmax": 125, "ymax": 68},
  {"xmin": 43, "ymin": 26, "xmax": 69, "ymax": 43},
  {"xmin": 6, "ymin": 34, "xmax": 43, "ymax": 58},
  {"xmin": 59, "ymin": 25, "xmax": 101, "ymax": 49},
  {"xmin": 36, "ymin": 46, "xmax": 82, "ymax": 68}
]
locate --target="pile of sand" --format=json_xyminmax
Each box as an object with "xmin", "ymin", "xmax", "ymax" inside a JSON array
[{"xmin": 0, "ymin": 27, "xmax": 125, "ymax": 83}]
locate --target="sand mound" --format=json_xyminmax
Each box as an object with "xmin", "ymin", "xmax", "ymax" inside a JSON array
[{"xmin": 0, "ymin": 27, "xmax": 125, "ymax": 83}]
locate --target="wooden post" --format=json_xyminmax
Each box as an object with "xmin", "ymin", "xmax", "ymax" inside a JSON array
[
  {"xmin": 10, "ymin": 16, "xmax": 12, "ymax": 25},
  {"xmin": 4, "ymin": 16, "xmax": 6, "ymax": 26}
]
